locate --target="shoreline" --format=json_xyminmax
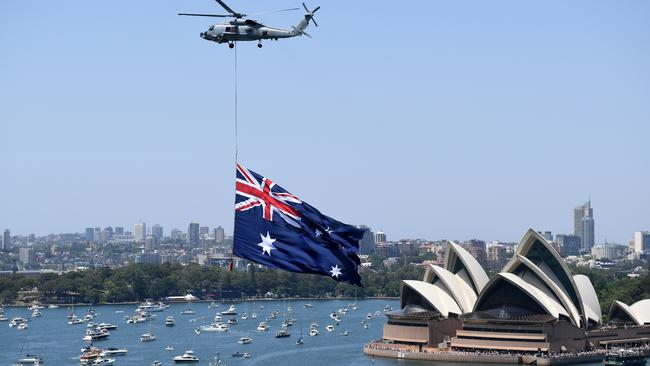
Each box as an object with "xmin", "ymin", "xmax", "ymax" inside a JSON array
[{"xmin": 3, "ymin": 296, "xmax": 399, "ymax": 307}]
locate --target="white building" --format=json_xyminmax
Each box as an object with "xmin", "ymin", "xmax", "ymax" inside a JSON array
[
  {"xmin": 134, "ymin": 222, "xmax": 146, "ymax": 242},
  {"xmin": 632, "ymin": 231, "xmax": 650, "ymax": 258}
]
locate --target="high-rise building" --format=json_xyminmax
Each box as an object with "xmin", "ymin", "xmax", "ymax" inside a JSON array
[
  {"xmin": 134, "ymin": 222, "xmax": 147, "ymax": 242},
  {"xmin": 556, "ymin": 234, "xmax": 581, "ymax": 256},
  {"xmin": 573, "ymin": 200, "xmax": 595, "ymax": 252},
  {"xmin": 85, "ymin": 227, "xmax": 95, "ymax": 242},
  {"xmin": 151, "ymin": 224, "xmax": 163, "ymax": 240},
  {"xmin": 114, "ymin": 227, "xmax": 125, "ymax": 236},
  {"xmin": 214, "ymin": 226, "xmax": 225, "ymax": 243},
  {"xmin": 538, "ymin": 231, "xmax": 553, "ymax": 241},
  {"xmin": 200, "ymin": 226, "xmax": 210, "ymax": 238},
  {"xmin": 632, "ymin": 231, "xmax": 650, "ymax": 258},
  {"xmin": 375, "ymin": 230, "xmax": 387, "ymax": 244},
  {"xmin": 19, "ymin": 247, "xmax": 35, "ymax": 265},
  {"xmin": 171, "ymin": 228, "xmax": 182, "ymax": 241},
  {"xmin": 144, "ymin": 236, "xmax": 159, "ymax": 251},
  {"xmin": 188, "ymin": 222, "xmax": 200, "ymax": 249},
  {"xmin": 358, "ymin": 225, "xmax": 375, "ymax": 255},
  {"xmin": 591, "ymin": 243, "xmax": 623, "ymax": 260},
  {"xmin": 463, "ymin": 239, "xmax": 487, "ymax": 264},
  {"xmin": 2, "ymin": 229, "xmax": 11, "ymax": 250}
]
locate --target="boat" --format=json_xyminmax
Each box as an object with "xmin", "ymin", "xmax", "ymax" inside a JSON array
[
  {"xmin": 69, "ymin": 317, "xmax": 84, "ymax": 325},
  {"xmin": 303, "ymin": 303, "xmax": 313, "ymax": 308},
  {"xmin": 79, "ymin": 348, "xmax": 102, "ymax": 362},
  {"xmin": 232, "ymin": 352, "xmax": 246, "ymax": 358},
  {"xmin": 10, "ymin": 317, "xmax": 28, "ymax": 327},
  {"xmin": 326, "ymin": 324, "xmax": 334, "ymax": 332},
  {"xmin": 14, "ymin": 354, "xmax": 43, "ymax": 366},
  {"xmin": 251, "ymin": 312, "xmax": 257, "ymax": 319},
  {"xmin": 48, "ymin": 304, "xmax": 59, "ymax": 309},
  {"xmin": 92, "ymin": 357, "xmax": 115, "ymax": 365},
  {"xmin": 274, "ymin": 328, "xmax": 291, "ymax": 338},
  {"xmin": 241, "ymin": 313, "xmax": 248, "ymax": 320},
  {"xmin": 366, "ymin": 313, "xmax": 372, "ymax": 320},
  {"xmin": 30, "ymin": 309, "xmax": 42, "ymax": 318},
  {"xmin": 363, "ymin": 323, "xmax": 369, "ymax": 329},
  {"xmin": 140, "ymin": 332, "xmax": 156, "ymax": 342},
  {"xmin": 165, "ymin": 316, "xmax": 175, "ymax": 326},
  {"xmin": 227, "ymin": 317, "xmax": 238, "ymax": 325},
  {"xmin": 97, "ymin": 322, "xmax": 117, "ymax": 330},
  {"xmin": 83, "ymin": 328, "xmax": 110, "ymax": 341},
  {"xmin": 310, "ymin": 322, "xmax": 318, "ymax": 329},
  {"xmin": 375, "ymin": 310, "xmax": 381, "ymax": 316},
  {"xmin": 199, "ymin": 322, "xmax": 229, "ymax": 332},
  {"xmin": 208, "ymin": 302, "xmax": 218, "ymax": 308},
  {"xmin": 221, "ymin": 305, "xmax": 237, "ymax": 316},
  {"xmin": 151, "ymin": 361, "xmax": 163, "ymax": 366},
  {"xmin": 0, "ymin": 307, "xmax": 8, "ymax": 322},
  {"xmin": 17, "ymin": 323, "xmax": 29, "ymax": 330},
  {"xmin": 604, "ymin": 349, "xmax": 647, "ymax": 366},
  {"xmin": 238, "ymin": 336, "xmax": 252, "ymax": 344},
  {"xmin": 99, "ymin": 348, "xmax": 127, "ymax": 357},
  {"xmin": 86, "ymin": 321, "xmax": 97, "ymax": 328},
  {"xmin": 384, "ymin": 305, "xmax": 393, "ymax": 312},
  {"xmin": 309, "ymin": 328, "xmax": 318, "ymax": 336},
  {"xmin": 243, "ymin": 353, "xmax": 251, "ymax": 359},
  {"xmin": 180, "ymin": 309, "xmax": 195, "ymax": 315},
  {"xmin": 165, "ymin": 345, "xmax": 175, "ymax": 351},
  {"xmin": 329, "ymin": 312, "xmax": 337, "ymax": 319},
  {"xmin": 340, "ymin": 330, "xmax": 349, "ymax": 336},
  {"xmin": 173, "ymin": 350, "xmax": 200, "ymax": 363},
  {"xmin": 138, "ymin": 301, "xmax": 169, "ymax": 313},
  {"xmin": 256, "ymin": 322, "xmax": 269, "ymax": 332}
]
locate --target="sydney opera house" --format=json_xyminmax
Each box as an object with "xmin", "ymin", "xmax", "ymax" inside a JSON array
[{"xmin": 379, "ymin": 229, "xmax": 650, "ymax": 354}]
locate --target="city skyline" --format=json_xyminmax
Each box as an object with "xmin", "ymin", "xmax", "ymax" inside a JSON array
[{"xmin": 1, "ymin": 1, "xmax": 649, "ymax": 243}]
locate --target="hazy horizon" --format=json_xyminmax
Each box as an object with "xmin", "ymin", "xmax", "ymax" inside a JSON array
[{"xmin": 1, "ymin": 1, "xmax": 649, "ymax": 243}]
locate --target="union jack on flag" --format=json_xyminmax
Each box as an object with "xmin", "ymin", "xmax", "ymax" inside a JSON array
[{"xmin": 233, "ymin": 163, "xmax": 366, "ymax": 286}]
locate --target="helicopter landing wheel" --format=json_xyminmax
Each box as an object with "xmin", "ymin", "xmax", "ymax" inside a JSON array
[
  {"xmin": 257, "ymin": 43, "xmax": 262, "ymax": 48},
  {"xmin": 228, "ymin": 42, "xmax": 235, "ymax": 49}
]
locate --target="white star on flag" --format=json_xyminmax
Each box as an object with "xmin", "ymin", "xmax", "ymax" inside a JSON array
[
  {"xmin": 330, "ymin": 264, "xmax": 342, "ymax": 278},
  {"xmin": 315, "ymin": 229, "xmax": 322, "ymax": 237},
  {"xmin": 257, "ymin": 232, "xmax": 277, "ymax": 256},
  {"xmin": 326, "ymin": 227, "xmax": 333, "ymax": 234}
]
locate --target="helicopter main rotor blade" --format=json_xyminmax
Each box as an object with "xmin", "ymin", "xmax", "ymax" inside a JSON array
[
  {"xmin": 247, "ymin": 8, "xmax": 300, "ymax": 16},
  {"xmin": 302, "ymin": 3, "xmax": 309, "ymax": 12},
  {"xmin": 214, "ymin": 0, "xmax": 242, "ymax": 17},
  {"xmin": 311, "ymin": 18, "xmax": 318, "ymax": 27},
  {"xmin": 312, "ymin": 6, "xmax": 320, "ymax": 12},
  {"xmin": 178, "ymin": 13, "xmax": 230, "ymax": 17}
]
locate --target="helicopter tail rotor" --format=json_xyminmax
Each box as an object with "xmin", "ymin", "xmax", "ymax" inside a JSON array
[{"xmin": 302, "ymin": 3, "xmax": 320, "ymax": 27}]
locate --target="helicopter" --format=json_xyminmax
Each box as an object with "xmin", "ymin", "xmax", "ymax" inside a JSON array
[{"xmin": 179, "ymin": 0, "xmax": 320, "ymax": 48}]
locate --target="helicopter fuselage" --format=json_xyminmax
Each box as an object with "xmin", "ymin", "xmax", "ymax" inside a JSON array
[{"xmin": 201, "ymin": 19, "xmax": 295, "ymax": 43}]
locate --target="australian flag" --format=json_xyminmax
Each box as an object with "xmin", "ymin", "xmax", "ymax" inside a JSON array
[{"xmin": 233, "ymin": 164, "xmax": 365, "ymax": 286}]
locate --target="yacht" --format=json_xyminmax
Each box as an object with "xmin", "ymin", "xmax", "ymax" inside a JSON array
[
  {"xmin": 296, "ymin": 336, "xmax": 304, "ymax": 345},
  {"xmin": 92, "ymin": 357, "xmax": 115, "ymax": 365},
  {"xmin": 138, "ymin": 301, "xmax": 169, "ymax": 313},
  {"xmin": 14, "ymin": 354, "xmax": 43, "ymax": 366},
  {"xmin": 326, "ymin": 324, "xmax": 334, "ymax": 332},
  {"xmin": 274, "ymin": 328, "xmax": 291, "ymax": 338},
  {"xmin": 173, "ymin": 350, "xmax": 200, "ymax": 363},
  {"xmin": 79, "ymin": 348, "xmax": 102, "ymax": 362},
  {"xmin": 69, "ymin": 316, "xmax": 85, "ymax": 325},
  {"xmin": 199, "ymin": 322, "xmax": 229, "ymax": 332},
  {"xmin": 256, "ymin": 322, "xmax": 269, "ymax": 332},
  {"xmin": 140, "ymin": 332, "xmax": 156, "ymax": 342},
  {"xmin": 30, "ymin": 309, "xmax": 42, "ymax": 318},
  {"xmin": 221, "ymin": 305, "xmax": 237, "ymax": 316},
  {"xmin": 238, "ymin": 336, "xmax": 252, "ymax": 344},
  {"xmin": 375, "ymin": 311, "xmax": 381, "ymax": 317},
  {"xmin": 309, "ymin": 328, "xmax": 319, "ymax": 336},
  {"xmin": 165, "ymin": 316, "xmax": 175, "ymax": 326},
  {"xmin": 384, "ymin": 305, "xmax": 393, "ymax": 312},
  {"xmin": 48, "ymin": 304, "xmax": 59, "ymax": 309},
  {"xmin": 180, "ymin": 309, "xmax": 195, "ymax": 315},
  {"xmin": 86, "ymin": 321, "xmax": 97, "ymax": 328},
  {"xmin": 10, "ymin": 317, "xmax": 28, "ymax": 327},
  {"xmin": 99, "ymin": 348, "xmax": 127, "ymax": 357},
  {"xmin": 227, "ymin": 318, "xmax": 238, "ymax": 325},
  {"xmin": 96, "ymin": 322, "xmax": 117, "ymax": 330},
  {"xmin": 83, "ymin": 328, "xmax": 110, "ymax": 342}
]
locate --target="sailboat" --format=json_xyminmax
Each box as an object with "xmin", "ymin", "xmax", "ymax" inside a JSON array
[
  {"xmin": 140, "ymin": 317, "xmax": 156, "ymax": 342},
  {"xmin": 295, "ymin": 326, "xmax": 304, "ymax": 345}
]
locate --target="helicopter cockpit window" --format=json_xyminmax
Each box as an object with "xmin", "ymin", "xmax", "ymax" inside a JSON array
[{"xmin": 208, "ymin": 25, "xmax": 215, "ymax": 31}]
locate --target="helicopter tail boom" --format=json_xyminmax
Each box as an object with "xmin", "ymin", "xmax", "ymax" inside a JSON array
[{"xmin": 290, "ymin": 3, "xmax": 319, "ymax": 37}]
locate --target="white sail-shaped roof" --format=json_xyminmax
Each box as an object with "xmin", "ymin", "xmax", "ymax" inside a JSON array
[
  {"xmin": 608, "ymin": 300, "xmax": 642, "ymax": 325},
  {"xmin": 445, "ymin": 241, "xmax": 489, "ymax": 294},
  {"xmin": 401, "ymin": 280, "xmax": 462, "ymax": 318},
  {"xmin": 513, "ymin": 229, "xmax": 586, "ymax": 326},
  {"xmin": 475, "ymin": 273, "xmax": 569, "ymax": 320},
  {"xmin": 424, "ymin": 265, "xmax": 477, "ymax": 313},
  {"xmin": 573, "ymin": 274, "xmax": 601, "ymax": 325},
  {"xmin": 630, "ymin": 299, "xmax": 650, "ymax": 325},
  {"xmin": 503, "ymin": 254, "xmax": 582, "ymax": 327}
]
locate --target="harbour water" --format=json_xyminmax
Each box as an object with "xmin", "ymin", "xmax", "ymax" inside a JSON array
[{"xmin": 2, "ymin": 299, "xmax": 400, "ymax": 366}]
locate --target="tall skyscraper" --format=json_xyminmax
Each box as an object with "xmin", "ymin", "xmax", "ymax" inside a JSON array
[
  {"xmin": 171, "ymin": 228, "xmax": 181, "ymax": 241},
  {"xmin": 188, "ymin": 222, "xmax": 200, "ymax": 250},
  {"xmin": 134, "ymin": 222, "xmax": 147, "ymax": 242},
  {"xmin": 573, "ymin": 200, "xmax": 595, "ymax": 252},
  {"xmin": 85, "ymin": 227, "xmax": 95, "ymax": 242},
  {"xmin": 358, "ymin": 225, "xmax": 375, "ymax": 255},
  {"xmin": 2, "ymin": 229, "xmax": 11, "ymax": 250},
  {"xmin": 114, "ymin": 227, "xmax": 125, "ymax": 236},
  {"xmin": 214, "ymin": 226, "xmax": 225, "ymax": 243},
  {"xmin": 632, "ymin": 231, "xmax": 650, "ymax": 258},
  {"xmin": 151, "ymin": 224, "xmax": 163, "ymax": 240}
]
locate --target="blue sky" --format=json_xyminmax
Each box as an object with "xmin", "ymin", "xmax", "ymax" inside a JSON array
[{"xmin": 1, "ymin": 1, "xmax": 649, "ymax": 243}]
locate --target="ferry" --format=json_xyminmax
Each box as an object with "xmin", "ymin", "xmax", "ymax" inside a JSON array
[
  {"xmin": 604, "ymin": 349, "xmax": 647, "ymax": 366},
  {"xmin": 173, "ymin": 350, "xmax": 200, "ymax": 363}
]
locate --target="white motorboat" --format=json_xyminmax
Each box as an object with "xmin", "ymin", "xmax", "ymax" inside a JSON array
[
  {"xmin": 309, "ymin": 328, "xmax": 319, "ymax": 336},
  {"xmin": 140, "ymin": 332, "xmax": 156, "ymax": 342},
  {"xmin": 165, "ymin": 345, "xmax": 175, "ymax": 351},
  {"xmin": 213, "ymin": 315, "xmax": 222, "ymax": 322},
  {"xmin": 92, "ymin": 357, "xmax": 115, "ymax": 365},
  {"xmin": 384, "ymin": 305, "xmax": 393, "ymax": 312},
  {"xmin": 151, "ymin": 361, "xmax": 163, "ymax": 366},
  {"xmin": 251, "ymin": 312, "xmax": 257, "ymax": 319},
  {"xmin": 31, "ymin": 309, "xmax": 42, "ymax": 318},
  {"xmin": 221, "ymin": 305, "xmax": 237, "ymax": 316},
  {"xmin": 303, "ymin": 303, "xmax": 313, "ymax": 308},
  {"xmin": 180, "ymin": 309, "xmax": 195, "ymax": 315},
  {"xmin": 238, "ymin": 336, "xmax": 252, "ymax": 344},
  {"xmin": 10, "ymin": 317, "xmax": 28, "ymax": 327},
  {"xmin": 165, "ymin": 316, "xmax": 175, "ymax": 326},
  {"xmin": 366, "ymin": 313, "xmax": 372, "ymax": 320},
  {"xmin": 340, "ymin": 330, "xmax": 349, "ymax": 336},
  {"xmin": 227, "ymin": 318, "xmax": 238, "ymax": 325},
  {"xmin": 99, "ymin": 348, "xmax": 127, "ymax": 356},
  {"xmin": 15, "ymin": 354, "xmax": 43, "ymax": 365},
  {"xmin": 69, "ymin": 317, "xmax": 84, "ymax": 325},
  {"xmin": 48, "ymin": 304, "xmax": 59, "ymax": 309},
  {"xmin": 83, "ymin": 328, "xmax": 110, "ymax": 341},
  {"xmin": 17, "ymin": 323, "xmax": 29, "ymax": 330},
  {"xmin": 87, "ymin": 321, "xmax": 97, "ymax": 328},
  {"xmin": 326, "ymin": 324, "xmax": 334, "ymax": 332},
  {"xmin": 199, "ymin": 322, "xmax": 229, "ymax": 332},
  {"xmin": 97, "ymin": 322, "xmax": 117, "ymax": 330},
  {"xmin": 173, "ymin": 350, "xmax": 200, "ymax": 363},
  {"xmin": 329, "ymin": 312, "xmax": 337, "ymax": 320},
  {"xmin": 208, "ymin": 302, "xmax": 218, "ymax": 308},
  {"xmin": 256, "ymin": 322, "xmax": 269, "ymax": 332},
  {"xmin": 310, "ymin": 322, "xmax": 318, "ymax": 329},
  {"xmin": 241, "ymin": 313, "xmax": 248, "ymax": 320},
  {"xmin": 137, "ymin": 301, "xmax": 169, "ymax": 313}
]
